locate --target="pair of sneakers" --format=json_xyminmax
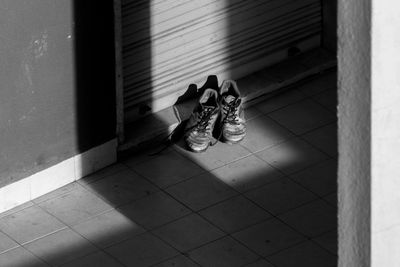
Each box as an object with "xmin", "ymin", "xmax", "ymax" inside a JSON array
[{"xmin": 184, "ymin": 80, "xmax": 246, "ymax": 153}]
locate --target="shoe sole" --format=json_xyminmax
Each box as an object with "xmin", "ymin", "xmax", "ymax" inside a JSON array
[{"xmin": 186, "ymin": 143, "xmax": 210, "ymax": 153}]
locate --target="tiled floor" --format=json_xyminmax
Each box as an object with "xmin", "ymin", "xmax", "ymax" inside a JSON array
[{"xmin": 0, "ymin": 71, "xmax": 338, "ymax": 267}]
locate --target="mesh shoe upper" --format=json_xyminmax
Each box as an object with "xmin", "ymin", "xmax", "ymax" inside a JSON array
[
  {"xmin": 219, "ymin": 80, "xmax": 246, "ymax": 143},
  {"xmin": 184, "ymin": 89, "xmax": 220, "ymax": 152}
]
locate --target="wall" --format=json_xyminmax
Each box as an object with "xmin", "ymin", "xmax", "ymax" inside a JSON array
[
  {"xmin": 0, "ymin": 1, "xmax": 116, "ymax": 188},
  {"xmin": 338, "ymin": 0, "xmax": 371, "ymax": 266},
  {"xmin": 339, "ymin": 0, "xmax": 400, "ymax": 266},
  {"xmin": 371, "ymin": 0, "xmax": 400, "ymax": 265}
]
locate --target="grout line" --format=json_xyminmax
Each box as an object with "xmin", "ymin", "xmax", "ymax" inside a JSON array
[
  {"xmin": 250, "ymin": 90, "xmax": 310, "ymax": 117},
  {"xmin": 255, "ymin": 110, "xmax": 336, "ymax": 160},
  {"xmin": 110, "ymin": 73, "xmax": 338, "ymax": 264},
  {"xmin": 171, "ymin": 145, "xmax": 253, "ymax": 174},
  {"xmin": 0, "ymin": 202, "xmax": 70, "ymax": 249},
  {"xmin": 31, "ymin": 182, "xmax": 85, "ymax": 205},
  {"xmin": 121, "ymin": 150, "xmax": 212, "ymax": 188},
  {"xmin": 100, "ymin": 157, "xmax": 248, "ymax": 262},
  {"xmin": 24, "ymin": 247, "xmax": 53, "ymax": 266},
  {"xmin": 57, "ymin": 234, "xmax": 130, "ymax": 267},
  {"xmin": 160, "ymin": 154, "xmax": 255, "ymax": 189},
  {"xmin": 308, "ymin": 89, "xmax": 337, "ymax": 115},
  {"xmin": 77, "ymin": 165, "xmax": 129, "ymax": 186},
  {"xmin": 265, "ymin": 106, "xmax": 336, "ymax": 139},
  {"xmin": 295, "ymin": 120, "xmax": 337, "ymax": 136},
  {"xmin": 19, "ymin": 226, "xmax": 69, "ymax": 247},
  {"xmin": 0, "ymin": 202, "xmax": 36, "ymax": 220},
  {"xmin": 35, "ymin": 189, "xmax": 116, "ymax": 227},
  {"xmin": 0, "ymin": 73, "xmax": 338, "ymax": 265},
  {"xmin": 233, "ymin": 176, "xmax": 338, "ymax": 259},
  {"xmin": 241, "ymin": 258, "xmax": 277, "ymax": 267},
  {"xmin": 119, "ymin": 120, "xmax": 339, "ymax": 260},
  {"xmin": 0, "ymin": 244, "xmax": 21, "ymax": 256},
  {"xmin": 309, "ymin": 229, "xmax": 338, "ymax": 256},
  {"xmin": 37, "ymin": 200, "xmax": 133, "ymax": 267},
  {"xmin": 148, "ymin": 254, "xmax": 201, "ymax": 267},
  {"xmin": 27, "ymin": 201, "xmax": 131, "ymax": 267},
  {"xmin": 221, "ymin": 176, "xmax": 337, "ymax": 259}
]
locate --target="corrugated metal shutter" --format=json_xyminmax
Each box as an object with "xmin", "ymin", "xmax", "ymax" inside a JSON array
[{"xmin": 122, "ymin": 0, "xmax": 322, "ymax": 122}]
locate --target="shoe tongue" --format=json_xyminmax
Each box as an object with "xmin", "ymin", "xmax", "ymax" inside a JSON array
[
  {"xmin": 223, "ymin": 95, "xmax": 236, "ymax": 104},
  {"xmin": 201, "ymin": 104, "xmax": 215, "ymax": 111}
]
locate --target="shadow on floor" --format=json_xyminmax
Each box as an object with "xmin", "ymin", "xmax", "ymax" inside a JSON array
[{"xmin": 0, "ymin": 71, "xmax": 338, "ymax": 267}]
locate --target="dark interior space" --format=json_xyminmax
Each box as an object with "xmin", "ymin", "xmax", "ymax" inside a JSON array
[{"xmin": 73, "ymin": 0, "xmax": 116, "ymax": 153}]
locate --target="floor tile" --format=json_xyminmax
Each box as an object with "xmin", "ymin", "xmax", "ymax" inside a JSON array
[
  {"xmin": 83, "ymin": 169, "xmax": 159, "ymax": 207},
  {"xmin": 0, "ymin": 231, "xmax": 19, "ymax": 253},
  {"xmin": 77, "ymin": 163, "xmax": 130, "ymax": 185},
  {"xmin": 117, "ymin": 191, "xmax": 191, "ymax": 230},
  {"xmin": 297, "ymin": 71, "xmax": 337, "ymax": 96},
  {"xmin": 173, "ymin": 139, "xmax": 251, "ymax": 171},
  {"xmin": 0, "ymin": 205, "xmax": 66, "ymax": 244},
  {"xmin": 254, "ymin": 89, "xmax": 306, "ymax": 114},
  {"xmin": 240, "ymin": 115, "xmax": 294, "ymax": 153},
  {"xmin": 232, "ymin": 218, "xmax": 305, "ymax": 257},
  {"xmin": 38, "ymin": 185, "xmax": 113, "ymax": 226},
  {"xmin": 33, "ymin": 183, "xmax": 82, "ymax": 204},
  {"xmin": 0, "ymin": 247, "xmax": 49, "ymax": 267},
  {"xmin": 312, "ymin": 88, "xmax": 337, "ymax": 113},
  {"xmin": 301, "ymin": 123, "xmax": 337, "ymax": 157},
  {"xmin": 243, "ymin": 259, "xmax": 275, "ymax": 267},
  {"xmin": 153, "ymin": 255, "xmax": 199, "ymax": 267},
  {"xmin": 72, "ymin": 209, "xmax": 146, "ymax": 248},
  {"xmin": 189, "ymin": 236, "xmax": 258, "ymax": 267},
  {"xmin": 245, "ymin": 106, "xmax": 263, "ymax": 120},
  {"xmin": 199, "ymin": 195, "xmax": 271, "ymax": 233},
  {"xmin": 211, "ymin": 155, "xmax": 283, "ymax": 193},
  {"xmin": 268, "ymin": 99, "xmax": 335, "ymax": 135},
  {"xmin": 152, "ymin": 213, "xmax": 225, "ymax": 252},
  {"xmin": 61, "ymin": 251, "xmax": 124, "ymax": 267},
  {"xmin": 122, "ymin": 145, "xmax": 174, "ymax": 167},
  {"xmin": 0, "ymin": 201, "xmax": 35, "ymax": 219},
  {"xmin": 290, "ymin": 159, "xmax": 337, "ymax": 197},
  {"xmin": 24, "ymin": 228, "xmax": 97, "ymax": 266},
  {"xmin": 106, "ymin": 232, "xmax": 178, "ymax": 267},
  {"xmin": 266, "ymin": 241, "xmax": 337, "ymax": 267},
  {"xmin": 245, "ymin": 178, "xmax": 317, "ymax": 215},
  {"xmin": 128, "ymin": 149, "xmax": 205, "ymax": 188},
  {"xmin": 165, "ymin": 172, "xmax": 237, "ymax": 211},
  {"xmin": 255, "ymin": 138, "xmax": 329, "ymax": 175},
  {"xmin": 278, "ymin": 200, "xmax": 336, "ymax": 238},
  {"xmin": 312, "ymin": 230, "xmax": 338, "ymax": 255},
  {"xmin": 268, "ymin": 60, "xmax": 309, "ymax": 82}
]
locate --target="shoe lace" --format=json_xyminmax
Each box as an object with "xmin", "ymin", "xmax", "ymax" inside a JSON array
[
  {"xmin": 195, "ymin": 107, "xmax": 214, "ymax": 133},
  {"xmin": 149, "ymin": 106, "xmax": 217, "ymax": 156},
  {"xmin": 223, "ymin": 99, "xmax": 241, "ymax": 125}
]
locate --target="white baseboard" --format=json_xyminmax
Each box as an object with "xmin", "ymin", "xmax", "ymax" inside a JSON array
[{"xmin": 0, "ymin": 139, "xmax": 117, "ymax": 213}]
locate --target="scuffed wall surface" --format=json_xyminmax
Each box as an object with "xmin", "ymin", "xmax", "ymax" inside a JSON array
[
  {"xmin": 0, "ymin": 1, "xmax": 115, "ymax": 188},
  {"xmin": 338, "ymin": 0, "xmax": 371, "ymax": 266},
  {"xmin": 371, "ymin": 0, "xmax": 400, "ymax": 265}
]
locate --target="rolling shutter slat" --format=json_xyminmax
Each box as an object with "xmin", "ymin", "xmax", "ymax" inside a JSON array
[{"xmin": 122, "ymin": 0, "xmax": 322, "ymax": 121}]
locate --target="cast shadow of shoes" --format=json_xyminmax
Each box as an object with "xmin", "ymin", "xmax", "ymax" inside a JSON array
[{"xmin": 170, "ymin": 75, "xmax": 220, "ymax": 148}]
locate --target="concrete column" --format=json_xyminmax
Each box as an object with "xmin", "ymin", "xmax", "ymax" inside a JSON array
[
  {"xmin": 338, "ymin": 0, "xmax": 371, "ymax": 266},
  {"xmin": 339, "ymin": 0, "xmax": 400, "ymax": 266}
]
